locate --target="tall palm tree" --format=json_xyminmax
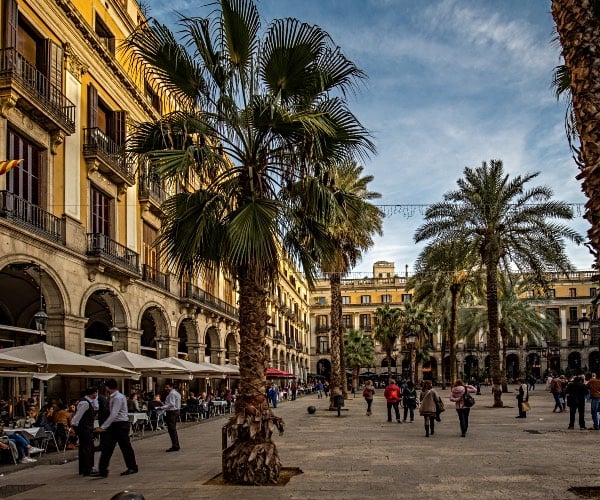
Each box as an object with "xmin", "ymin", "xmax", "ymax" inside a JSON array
[
  {"xmin": 460, "ymin": 274, "xmax": 559, "ymax": 391},
  {"xmin": 374, "ymin": 305, "xmax": 402, "ymax": 384},
  {"xmin": 123, "ymin": 0, "xmax": 373, "ymax": 484},
  {"xmin": 415, "ymin": 160, "xmax": 583, "ymax": 407},
  {"xmin": 408, "ymin": 239, "xmax": 481, "ymax": 384},
  {"xmin": 318, "ymin": 161, "xmax": 382, "ymax": 407},
  {"xmin": 344, "ymin": 328, "xmax": 375, "ymax": 393},
  {"xmin": 552, "ymin": 1, "xmax": 600, "ymax": 272}
]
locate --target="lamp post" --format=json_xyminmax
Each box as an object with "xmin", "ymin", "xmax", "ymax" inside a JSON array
[
  {"xmin": 155, "ymin": 334, "xmax": 167, "ymax": 359},
  {"xmin": 579, "ymin": 307, "xmax": 591, "ymax": 339},
  {"xmin": 32, "ymin": 265, "xmax": 48, "ymax": 334},
  {"xmin": 405, "ymin": 331, "xmax": 417, "ymax": 383},
  {"xmin": 105, "ymin": 290, "xmax": 120, "ymax": 351}
]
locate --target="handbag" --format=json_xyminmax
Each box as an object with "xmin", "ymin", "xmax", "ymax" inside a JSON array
[
  {"xmin": 435, "ymin": 397, "xmax": 445, "ymax": 413},
  {"xmin": 522, "ymin": 401, "xmax": 531, "ymax": 412},
  {"xmin": 463, "ymin": 388, "xmax": 475, "ymax": 408}
]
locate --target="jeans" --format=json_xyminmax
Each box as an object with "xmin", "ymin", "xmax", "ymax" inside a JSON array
[
  {"xmin": 456, "ymin": 408, "xmax": 470, "ymax": 435},
  {"xmin": 552, "ymin": 392, "xmax": 563, "ymax": 411},
  {"xmin": 365, "ymin": 398, "xmax": 373, "ymax": 413},
  {"xmin": 7, "ymin": 433, "xmax": 28, "ymax": 459},
  {"xmin": 387, "ymin": 401, "xmax": 400, "ymax": 421},
  {"xmin": 591, "ymin": 398, "xmax": 600, "ymax": 429},
  {"xmin": 403, "ymin": 405, "xmax": 415, "ymax": 421}
]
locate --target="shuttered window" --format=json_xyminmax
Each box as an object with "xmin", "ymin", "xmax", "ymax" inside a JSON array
[
  {"xmin": 3, "ymin": 0, "xmax": 17, "ymax": 49},
  {"xmin": 90, "ymin": 186, "xmax": 111, "ymax": 236},
  {"xmin": 6, "ymin": 129, "xmax": 41, "ymax": 206}
]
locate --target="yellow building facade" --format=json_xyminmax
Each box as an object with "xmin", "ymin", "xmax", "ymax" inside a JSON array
[
  {"xmin": 0, "ymin": 0, "xmax": 310, "ymax": 398},
  {"xmin": 310, "ymin": 261, "xmax": 599, "ymax": 382}
]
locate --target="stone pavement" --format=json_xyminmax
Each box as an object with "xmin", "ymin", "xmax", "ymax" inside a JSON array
[{"xmin": 0, "ymin": 386, "xmax": 599, "ymax": 499}]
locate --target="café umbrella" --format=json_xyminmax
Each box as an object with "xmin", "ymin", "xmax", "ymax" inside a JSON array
[{"xmin": 93, "ymin": 350, "xmax": 192, "ymax": 378}]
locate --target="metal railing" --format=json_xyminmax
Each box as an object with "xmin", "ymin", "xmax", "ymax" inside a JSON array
[
  {"xmin": 183, "ymin": 283, "xmax": 239, "ymax": 319},
  {"xmin": 0, "ymin": 191, "xmax": 63, "ymax": 242},
  {"xmin": 83, "ymin": 128, "xmax": 135, "ymax": 183},
  {"xmin": 0, "ymin": 48, "xmax": 75, "ymax": 131},
  {"xmin": 86, "ymin": 233, "xmax": 139, "ymax": 273},
  {"xmin": 138, "ymin": 175, "xmax": 168, "ymax": 206},
  {"xmin": 142, "ymin": 264, "xmax": 170, "ymax": 292}
]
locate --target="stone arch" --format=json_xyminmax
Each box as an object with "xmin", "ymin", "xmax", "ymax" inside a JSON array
[
  {"xmin": 177, "ymin": 317, "xmax": 199, "ymax": 361},
  {"xmin": 271, "ymin": 349, "xmax": 279, "ymax": 368},
  {"xmin": 568, "ymin": 351, "xmax": 582, "ymax": 375},
  {"xmin": 225, "ymin": 331, "xmax": 238, "ymax": 365},
  {"xmin": 139, "ymin": 305, "xmax": 169, "ymax": 358},
  {"xmin": 82, "ymin": 287, "xmax": 129, "ymax": 356},
  {"xmin": 316, "ymin": 358, "xmax": 331, "ymax": 380},
  {"xmin": 505, "ymin": 353, "xmax": 520, "ymax": 380},
  {"xmin": 204, "ymin": 325, "xmax": 221, "ymax": 364}
]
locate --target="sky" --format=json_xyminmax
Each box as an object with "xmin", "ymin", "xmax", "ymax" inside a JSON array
[{"xmin": 143, "ymin": 0, "xmax": 593, "ymax": 275}]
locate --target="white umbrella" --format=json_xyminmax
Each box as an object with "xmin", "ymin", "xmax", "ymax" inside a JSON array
[
  {"xmin": 0, "ymin": 352, "xmax": 39, "ymax": 368},
  {"xmin": 160, "ymin": 356, "xmax": 226, "ymax": 376},
  {"xmin": 93, "ymin": 350, "xmax": 191, "ymax": 379},
  {"xmin": 0, "ymin": 342, "xmax": 137, "ymax": 377}
]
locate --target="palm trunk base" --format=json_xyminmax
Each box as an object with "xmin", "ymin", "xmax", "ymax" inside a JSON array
[
  {"xmin": 492, "ymin": 383, "xmax": 504, "ymax": 407},
  {"xmin": 222, "ymin": 439, "xmax": 281, "ymax": 485}
]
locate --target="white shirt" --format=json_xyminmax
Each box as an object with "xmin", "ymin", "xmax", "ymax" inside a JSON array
[
  {"xmin": 164, "ymin": 389, "xmax": 181, "ymax": 411},
  {"xmin": 101, "ymin": 390, "xmax": 129, "ymax": 429}
]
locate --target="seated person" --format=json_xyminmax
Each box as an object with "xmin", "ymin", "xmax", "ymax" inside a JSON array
[
  {"xmin": 186, "ymin": 392, "xmax": 199, "ymax": 406},
  {"xmin": 0, "ymin": 425, "xmax": 44, "ymax": 463},
  {"xmin": 147, "ymin": 394, "xmax": 165, "ymax": 429},
  {"xmin": 35, "ymin": 405, "xmax": 56, "ymax": 433},
  {"xmin": 127, "ymin": 393, "xmax": 141, "ymax": 413},
  {"xmin": 53, "ymin": 403, "xmax": 77, "ymax": 449}
]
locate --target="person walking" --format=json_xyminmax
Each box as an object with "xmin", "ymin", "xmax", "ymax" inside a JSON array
[
  {"xmin": 565, "ymin": 375, "xmax": 587, "ymax": 430},
  {"xmin": 450, "ymin": 379, "xmax": 477, "ymax": 437},
  {"xmin": 587, "ymin": 373, "xmax": 600, "ymax": 430},
  {"xmin": 402, "ymin": 380, "xmax": 418, "ymax": 423},
  {"xmin": 92, "ymin": 379, "xmax": 138, "ymax": 477},
  {"xmin": 550, "ymin": 374, "xmax": 564, "ymax": 413},
  {"xmin": 70, "ymin": 387, "xmax": 98, "ymax": 476},
  {"xmin": 362, "ymin": 380, "xmax": 375, "ymax": 416},
  {"xmin": 516, "ymin": 378, "xmax": 529, "ymax": 418},
  {"xmin": 419, "ymin": 381, "xmax": 439, "ymax": 437},
  {"xmin": 384, "ymin": 378, "xmax": 402, "ymax": 423},
  {"xmin": 315, "ymin": 380, "xmax": 324, "ymax": 399},
  {"xmin": 163, "ymin": 382, "xmax": 181, "ymax": 452}
]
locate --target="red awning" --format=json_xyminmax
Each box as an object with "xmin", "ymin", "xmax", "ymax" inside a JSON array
[{"xmin": 266, "ymin": 367, "xmax": 295, "ymax": 378}]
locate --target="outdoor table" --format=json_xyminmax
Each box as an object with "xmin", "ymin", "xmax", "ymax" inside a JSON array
[
  {"xmin": 128, "ymin": 413, "xmax": 147, "ymax": 437},
  {"xmin": 4, "ymin": 427, "xmax": 44, "ymax": 440},
  {"xmin": 212, "ymin": 400, "xmax": 228, "ymax": 414}
]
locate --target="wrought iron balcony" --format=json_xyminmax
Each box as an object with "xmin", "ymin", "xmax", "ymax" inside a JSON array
[
  {"xmin": 0, "ymin": 191, "xmax": 64, "ymax": 243},
  {"xmin": 182, "ymin": 282, "xmax": 239, "ymax": 320},
  {"xmin": 0, "ymin": 48, "xmax": 75, "ymax": 134},
  {"xmin": 86, "ymin": 233, "xmax": 140, "ymax": 276},
  {"xmin": 83, "ymin": 128, "xmax": 135, "ymax": 186},
  {"xmin": 316, "ymin": 347, "xmax": 331, "ymax": 354},
  {"xmin": 142, "ymin": 264, "xmax": 170, "ymax": 292},
  {"xmin": 138, "ymin": 175, "xmax": 168, "ymax": 214},
  {"xmin": 316, "ymin": 324, "xmax": 330, "ymax": 333}
]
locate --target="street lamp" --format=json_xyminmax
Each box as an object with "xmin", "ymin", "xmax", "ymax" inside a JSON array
[
  {"xmin": 155, "ymin": 334, "xmax": 167, "ymax": 358},
  {"xmin": 579, "ymin": 307, "xmax": 591, "ymax": 338},
  {"xmin": 405, "ymin": 331, "xmax": 417, "ymax": 382},
  {"xmin": 32, "ymin": 265, "xmax": 48, "ymax": 334},
  {"xmin": 105, "ymin": 290, "xmax": 120, "ymax": 350}
]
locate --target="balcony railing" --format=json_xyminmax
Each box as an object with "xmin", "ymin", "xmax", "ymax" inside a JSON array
[
  {"xmin": 142, "ymin": 264, "xmax": 170, "ymax": 292},
  {"xmin": 83, "ymin": 128, "xmax": 135, "ymax": 185},
  {"xmin": 0, "ymin": 191, "xmax": 63, "ymax": 243},
  {"xmin": 316, "ymin": 324, "xmax": 329, "ymax": 333},
  {"xmin": 138, "ymin": 175, "xmax": 168, "ymax": 208},
  {"xmin": 0, "ymin": 48, "xmax": 75, "ymax": 133},
  {"xmin": 316, "ymin": 347, "xmax": 331, "ymax": 354},
  {"xmin": 86, "ymin": 233, "xmax": 139, "ymax": 273},
  {"xmin": 183, "ymin": 283, "xmax": 239, "ymax": 319},
  {"xmin": 360, "ymin": 325, "xmax": 372, "ymax": 332}
]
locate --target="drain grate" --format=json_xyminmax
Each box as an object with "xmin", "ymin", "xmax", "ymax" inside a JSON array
[
  {"xmin": 0, "ymin": 484, "xmax": 45, "ymax": 498},
  {"xmin": 568, "ymin": 486, "xmax": 600, "ymax": 498}
]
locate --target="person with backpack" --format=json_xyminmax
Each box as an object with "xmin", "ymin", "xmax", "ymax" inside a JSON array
[
  {"xmin": 362, "ymin": 380, "xmax": 375, "ymax": 416},
  {"xmin": 550, "ymin": 374, "xmax": 564, "ymax": 413},
  {"xmin": 449, "ymin": 379, "xmax": 477, "ymax": 437},
  {"xmin": 384, "ymin": 378, "xmax": 402, "ymax": 423},
  {"xmin": 402, "ymin": 380, "xmax": 418, "ymax": 422},
  {"xmin": 70, "ymin": 387, "xmax": 99, "ymax": 476}
]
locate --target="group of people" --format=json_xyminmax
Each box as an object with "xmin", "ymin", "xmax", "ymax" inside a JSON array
[
  {"xmin": 547, "ymin": 372, "xmax": 600, "ymax": 430},
  {"xmin": 363, "ymin": 378, "xmax": 477, "ymax": 437}
]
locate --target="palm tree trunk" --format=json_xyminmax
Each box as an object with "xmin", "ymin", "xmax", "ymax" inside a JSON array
[
  {"xmin": 410, "ymin": 348, "xmax": 416, "ymax": 383},
  {"xmin": 353, "ymin": 367, "xmax": 359, "ymax": 395},
  {"xmin": 449, "ymin": 286, "xmax": 459, "ymax": 383},
  {"xmin": 223, "ymin": 269, "xmax": 283, "ymax": 485},
  {"xmin": 329, "ymin": 274, "xmax": 343, "ymax": 409},
  {"xmin": 440, "ymin": 333, "xmax": 447, "ymax": 389},
  {"xmin": 552, "ymin": 1, "xmax": 600, "ymax": 272},
  {"xmin": 387, "ymin": 351, "xmax": 392, "ymax": 385},
  {"xmin": 485, "ymin": 256, "xmax": 503, "ymax": 407},
  {"xmin": 501, "ymin": 331, "xmax": 508, "ymax": 392}
]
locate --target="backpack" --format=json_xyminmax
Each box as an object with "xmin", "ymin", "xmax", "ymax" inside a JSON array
[
  {"xmin": 362, "ymin": 387, "xmax": 371, "ymax": 398},
  {"xmin": 463, "ymin": 388, "xmax": 475, "ymax": 408}
]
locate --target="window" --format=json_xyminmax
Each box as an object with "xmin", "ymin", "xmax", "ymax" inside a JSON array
[
  {"xmin": 402, "ymin": 294, "xmax": 412, "ymax": 303},
  {"xmin": 6, "ymin": 129, "xmax": 42, "ymax": 205},
  {"xmin": 342, "ymin": 315, "xmax": 352, "ymax": 328},
  {"xmin": 569, "ymin": 327, "xmax": 579, "ymax": 345},
  {"xmin": 142, "ymin": 223, "xmax": 159, "ymax": 269},
  {"xmin": 591, "ymin": 288, "xmax": 597, "ymax": 298},
  {"xmin": 342, "ymin": 296, "xmax": 350, "ymax": 305},
  {"xmin": 359, "ymin": 314, "xmax": 371, "ymax": 330},
  {"xmin": 381, "ymin": 294, "xmax": 391, "ymax": 303},
  {"xmin": 318, "ymin": 336, "xmax": 329, "ymax": 353},
  {"xmin": 90, "ymin": 186, "xmax": 111, "ymax": 236},
  {"xmin": 87, "ymin": 84, "xmax": 126, "ymax": 148},
  {"xmin": 569, "ymin": 288, "xmax": 577, "ymax": 298},
  {"xmin": 317, "ymin": 315, "xmax": 328, "ymax": 329},
  {"xmin": 360, "ymin": 295, "xmax": 371, "ymax": 304},
  {"xmin": 569, "ymin": 307, "xmax": 578, "ymax": 322},
  {"xmin": 95, "ymin": 14, "xmax": 115, "ymax": 54},
  {"xmin": 548, "ymin": 289, "xmax": 556, "ymax": 298},
  {"xmin": 145, "ymin": 81, "xmax": 161, "ymax": 113}
]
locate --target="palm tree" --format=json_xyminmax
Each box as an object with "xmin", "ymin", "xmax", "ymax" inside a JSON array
[
  {"xmin": 415, "ymin": 160, "xmax": 583, "ymax": 407},
  {"xmin": 408, "ymin": 239, "xmax": 481, "ymax": 384},
  {"xmin": 123, "ymin": 0, "xmax": 373, "ymax": 484},
  {"xmin": 552, "ymin": 1, "xmax": 600, "ymax": 272},
  {"xmin": 397, "ymin": 302, "xmax": 433, "ymax": 383},
  {"xmin": 460, "ymin": 274, "xmax": 559, "ymax": 391},
  {"xmin": 344, "ymin": 329, "xmax": 375, "ymax": 393},
  {"xmin": 318, "ymin": 161, "xmax": 382, "ymax": 407},
  {"xmin": 374, "ymin": 305, "xmax": 402, "ymax": 384}
]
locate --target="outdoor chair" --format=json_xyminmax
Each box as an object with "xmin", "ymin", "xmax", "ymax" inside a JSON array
[
  {"xmin": 42, "ymin": 430, "xmax": 59, "ymax": 453},
  {"xmin": 0, "ymin": 437, "xmax": 17, "ymax": 465},
  {"xmin": 185, "ymin": 405, "xmax": 201, "ymax": 422}
]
